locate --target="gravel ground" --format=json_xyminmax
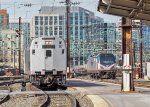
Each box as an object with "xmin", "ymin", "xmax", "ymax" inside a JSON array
[
  {"xmin": 0, "ymin": 83, "xmax": 46, "ymax": 107},
  {"xmin": 67, "ymin": 87, "xmax": 77, "ymax": 91},
  {"xmin": 10, "ymin": 83, "xmax": 41, "ymax": 92},
  {"xmin": 66, "ymin": 86, "xmax": 94, "ymax": 107},
  {"xmin": 0, "ymin": 95, "xmax": 45, "ymax": 107},
  {"xmin": 0, "ymin": 95, "xmax": 6, "ymax": 99},
  {"xmin": 48, "ymin": 94, "xmax": 74, "ymax": 107}
]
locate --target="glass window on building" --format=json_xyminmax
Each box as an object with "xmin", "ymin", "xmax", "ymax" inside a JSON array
[
  {"xmin": 54, "ymin": 31, "xmax": 57, "ymax": 35},
  {"xmin": 54, "ymin": 26, "xmax": 58, "ymax": 31},
  {"xmin": 35, "ymin": 16, "xmax": 38, "ymax": 20},
  {"xmin": 44, "ymin": 16, "xmax": 48, "ymax": 25},
  {"xmin": 70, "ymin": 13, "xmax": 73, "ymax": 18},
  {"xmin": 80, "ymin": 20, "xmax": 83, "ymax": 25},
  {"xmin": 0, "ymin": 16, "xmax": 4, "ymax": 29},
  {"xmin": 49, "ymin": 16, "xmax": 53, "ymax": 25},
  {"xmin": 75, "ymin": 20, "xmax": 78, "ymax": 25},
  {"xmin": 70, "ymin": 26, "xmax": 73, "ymax": 31},
  {"xmin": 80, "ymin": 30, "xmax": 83, "ymax": 40},
  {"xmin": 45, "ymin": 26, "xmax": 48, "ymax": 36},
  {"xmin": 70, "ymin": 19, "xmax": 73, "ymax": 25},
  {"xmin": 35, "ymin": 26, "xmax": 39, "ymax": 36},
  {"xmin": 59, "ymin": 31, "xmax": 63, "ymax": 35},
  {"xmin": 80, "ymin": 12, "xmax": 83, "ymax": 20},
  {"xmin": 75, "ymin": 13, "xmax": 78, "ymax": 19},
  {"xmin": 49, "ymin": 26, "xmax": 53, "ymax": 36},
  {"xmin": 75, "ymin": 13, "xmax": 78, "ymax": 25},
  {"xmin": 75, "ymin": 26, "xmax": 78, "ymax": 31},
  {"xmin": 75, "ymin": 61, "xmax": 78, "ymax": 65},
  {"xmin": 85, "ymin": 13, "xmax": 89, "ymax": 24},
  {"xmin": 80, "ymin": 61, "xmax": 83, "ymax": 65},
  {"xmin": 59, "ymin": 26, "xmax": 63, "ymax": 30},
  {"xmin": 40, "ymin": 16, "xmax": 43, "ymax": 25},
  {"xmin": 54, "ymin": 16, "xmax": 58, "ymax": 25},
  {"xmin": 59, "ymin": 16, "xmax": 63, "ymax": 20},
  {"xmin": 35, "ymin": 16, "xmax": 38, "ymax": 25},
  {"xmin": 75, "ymin": 31, "xmax": 78, "ymax": 39},
  {"xmin": 40, "ymin": 26, "xmax": 43, "ymax": 35},
  {"xmin": 59, "ymin": 20, "xmax": 63, "ymax": 25},
  {"xmin": 54, "ymin": 26, "xmax": 58, "ymax": 35},
  {"xmin": 71, "ymin": 30, "xmax": 73, "ymax": 35}
]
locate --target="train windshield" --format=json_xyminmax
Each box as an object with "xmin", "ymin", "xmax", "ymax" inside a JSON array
[{"xmin": 99, "ymin": 54, "xmax": 115, "ymax": 66}]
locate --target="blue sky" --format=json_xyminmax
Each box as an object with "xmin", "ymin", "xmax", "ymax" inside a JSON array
[{"xmin": 1, "ymin": 0, "xmax": 121, "ymax": 22}]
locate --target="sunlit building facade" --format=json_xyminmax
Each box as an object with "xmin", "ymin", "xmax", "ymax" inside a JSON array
[{"xmin": 30, "ymin": 6, "xmax": 107, "ymax": 67}]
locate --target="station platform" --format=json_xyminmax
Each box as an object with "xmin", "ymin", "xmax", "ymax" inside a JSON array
[{"xmin": 74, "ymin": 86, "xmax": 108, "ymax": 107}]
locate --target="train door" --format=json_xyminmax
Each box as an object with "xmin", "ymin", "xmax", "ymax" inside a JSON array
[{"xmin": 45, "ymin": 50, "xmax": 53, "ymax": 70}]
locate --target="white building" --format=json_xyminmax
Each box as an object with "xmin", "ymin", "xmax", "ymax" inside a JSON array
[{"xmin": 0, "ymin": 30, "xmax": 24, "ymax": 69}]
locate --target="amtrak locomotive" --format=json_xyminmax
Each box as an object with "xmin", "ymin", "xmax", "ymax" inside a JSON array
[{"xmin": 87, "ymin": 53, "xmax": 116, "ymax": 79}]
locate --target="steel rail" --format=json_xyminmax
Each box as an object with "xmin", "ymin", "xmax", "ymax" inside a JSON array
[
  {"xmin": 0, "ymin": 84, "xmax": 11, "ymax": 104},
  {"xmin": 39, "ymin": 91, "xmax": 50, "ymax": 107}
]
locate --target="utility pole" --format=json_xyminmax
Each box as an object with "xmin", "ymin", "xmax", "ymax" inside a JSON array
[
  {"xmin": 140, "ymin": 20, "xmax": 143, "ymax": 78},
  {"xmin": 60, "ymin": 1, "xmax": 80, "ymax": 77},
  {"xmin": 66, "ymin": 0, "xmax": 71, "ymax": 78},
  {"xmin": 19, "ymin": 17, "xmax": 21, "ymax": 74}
]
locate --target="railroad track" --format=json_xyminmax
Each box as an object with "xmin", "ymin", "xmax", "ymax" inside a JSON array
[
  {"xmin": 40, "ymin": 91, "xmax": 50, "ymax": 107},
  {"xmin": 0, "ymin": 85, "xmax": 11, "ymax": 105},
  {"xmin": 36, "ymin": 83, "xmax": 76, "ymax": 107},
  {"xmin": 0, "ymin": 87, "xmax": 47, "ymax": 107},
  {"xmin": 0, "ymin": 77, "xmax": 24, "ymax": 105},
  {"xmin": 48, "ymin": 93, "xmax": 76, "ymax": 107},
  {"xmin": 0, "ymin": 79, "xmax": 93, "ymax": 107}
]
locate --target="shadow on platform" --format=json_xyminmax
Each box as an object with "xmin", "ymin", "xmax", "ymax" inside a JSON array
[{"xmin": 67, "ymin": 79, "xmax": 106, "ymax": 87}]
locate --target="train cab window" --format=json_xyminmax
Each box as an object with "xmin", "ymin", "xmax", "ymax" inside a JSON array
[
  {"xmin": 32, "ymin": 50, "xmax": 35, "ymax": 55},
  {"xmin": 62, "ymin": 49, "xmax": 64, "ymax": 54},
  {"xmin": 46, "ymin": 50, "xmax": 52, "ymax": 57},
  {"xmin": 59, "ymin": 41, "xmax": 62, "ymax": 44}
]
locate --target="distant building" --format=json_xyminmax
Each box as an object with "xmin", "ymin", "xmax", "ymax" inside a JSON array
[
  {"xmin": 103, "ymin": 23, "xmax": 116, "ymax": 54},
  {"xmin": 9, "ymin": 22, "xmax": 30, "ymax": 48},
  {"xmin": 0, "ymin": 30, "xmax": 24, "ymax": 69},
  {"xmin": 0, "ymin": 9, "xmax": 9, "ymax": 30},
  {"xmin": 116, "ymin": 19, "xmax": 150, "ymax": 63},
  {"xmin": 30, "ymin": 6, "xmax": 107, "ymax": 67}
]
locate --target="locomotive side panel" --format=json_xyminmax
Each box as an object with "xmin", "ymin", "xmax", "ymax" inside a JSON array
[
  {"xmin": 53, "ymin": 38, "xmax": 66, "ymax": 74},
  {"xmin": 30, "ymin": 38, "xmax": 46, "ymax": 75},
  {"xmin": 87, "ymin": 57, "xmax": 98, "ymax": 72}
]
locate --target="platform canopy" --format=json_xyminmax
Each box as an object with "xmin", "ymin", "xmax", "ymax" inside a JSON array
[{"xmin": 97, "ymin": 0, "xmax": 150, "ymax": 23}]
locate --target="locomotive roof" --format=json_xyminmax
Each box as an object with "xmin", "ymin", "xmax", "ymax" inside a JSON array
[{"xmin": 89, "ymin": 53, "xmax": 114, "ymax": 58}]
